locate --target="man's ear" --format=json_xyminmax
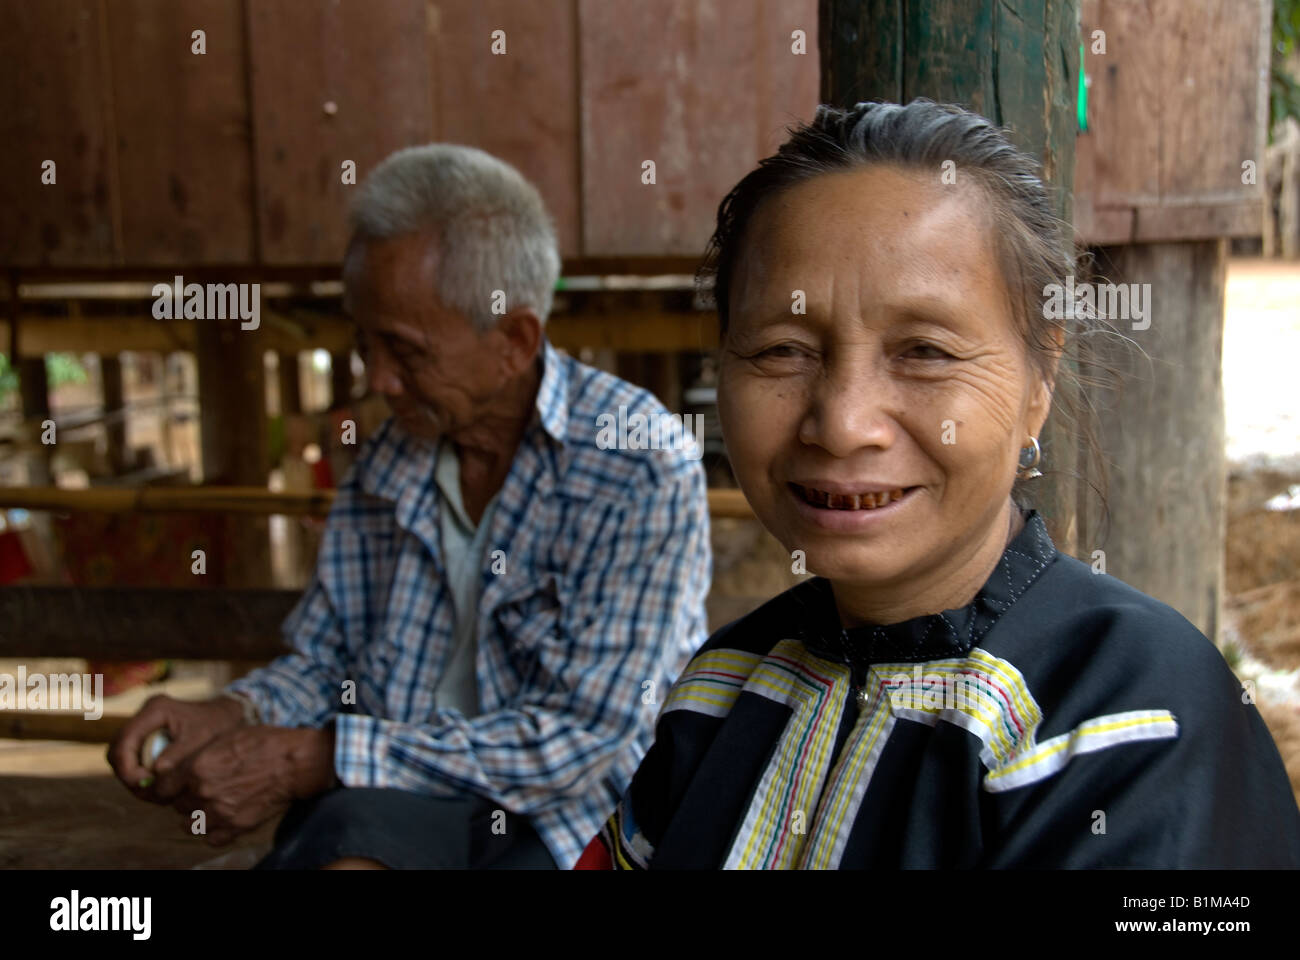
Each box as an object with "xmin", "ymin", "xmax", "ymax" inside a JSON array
[{"xmin": 493, "ymin": 308, "xmax": 543, "ymax": 380}]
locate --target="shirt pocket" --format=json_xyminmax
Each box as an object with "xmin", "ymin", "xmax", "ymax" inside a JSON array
[{"xmin": 490, "ymin": 572, "xmax": 570, "ymax": 697}]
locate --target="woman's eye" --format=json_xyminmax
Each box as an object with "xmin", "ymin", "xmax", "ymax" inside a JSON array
[{"xmin": 903, "ymin": 343, "xmax": 952, "ymax": 360}]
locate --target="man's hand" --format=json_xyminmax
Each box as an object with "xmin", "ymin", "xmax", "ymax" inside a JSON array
[
  {"xmin": 108, "ymin": 694, "xmax": 246, "ymax": 799},
  {"xmin": 154, "ymin": 724, "xmax": 339, "ymax": 846}
]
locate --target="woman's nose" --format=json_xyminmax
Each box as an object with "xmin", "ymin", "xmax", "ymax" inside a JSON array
[{"xmin": 798, "ymin": 355, "xmax": 897, "ymax": 457}]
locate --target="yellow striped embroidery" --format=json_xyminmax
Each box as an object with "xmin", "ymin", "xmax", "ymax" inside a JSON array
[
  {"xmin": 725, "ymin": 640, "xmax": 851, "ymax": 870},
  {"xmin": 661, "ymin": 648, "xmax": 766, "ymax": 719},
  {"xmin": 983, "ymin": 709, "xmax": 1179, "ymax": 793}
]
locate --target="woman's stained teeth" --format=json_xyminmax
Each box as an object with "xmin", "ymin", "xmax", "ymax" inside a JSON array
[{"xmin": 796, "ymin": 485, "xmax": 909, "ymax": 510}]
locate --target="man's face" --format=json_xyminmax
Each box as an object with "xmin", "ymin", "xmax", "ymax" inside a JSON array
[{"xmin": 345, "ymin": 233, "xmax": 510, "ymax": 443}]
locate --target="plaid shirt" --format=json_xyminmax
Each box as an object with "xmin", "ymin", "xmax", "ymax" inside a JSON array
[{"xmin": 226, "ymin": 340, "xmax": 712, "ymax": 868}]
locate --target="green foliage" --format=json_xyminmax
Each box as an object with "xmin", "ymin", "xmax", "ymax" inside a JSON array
[
  {"xmin": 0, "ymin": 352, "xmax": 88, "ymax": 403},
  {"xmin": 45, "ymin": 352, "xmax": 88, "ymax": 389},
  {"xmin": 1274, "ymin": 0, "xmax": 1300, "ymax": 140},
  {"xmin": 0, "ymin": 354, "xmax": 17, "ymax": 398},
  {"xmin": 1221, "ymin": 639, "xmax": 1244, "ymax": 673}
]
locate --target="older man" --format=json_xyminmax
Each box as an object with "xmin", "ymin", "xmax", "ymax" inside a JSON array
[{"xmin": 108, "ymin": 145, "xmax": 712, "ymax": 870}]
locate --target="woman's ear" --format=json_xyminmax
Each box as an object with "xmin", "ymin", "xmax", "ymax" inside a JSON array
[
  {"xmin": 1027, "ymin": 324, "xmax": 1064, "ymax": 436},
  {"xmin": 1027, "ymin": 369, "xmax": 1056, "ymax": 438}
]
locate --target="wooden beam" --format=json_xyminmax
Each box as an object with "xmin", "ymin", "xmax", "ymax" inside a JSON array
[
  {"xmin": 0, "ymin": 311, "xmax": 354, "ymax": 356},
  {"xmin": 0, "ymin": 260, "xmax": 706, "ymax": 283},
  {"xmin": 2, "ymin": 316, "xmax": 195, "ymax": 355},
  {"xmin": 0, "ymin": 586, "xmax": 296, "ymax": 660},
  {"xmin": 0, "ymin": 485, "xmax": 334, "ymax": 516},
  {"xmin": 549, "ymin": 311, "xmax": 718, "ymax": 352},
  {"xmin": 1077, "ymin": 203, "xmax": 1263, "ymax": 246},
  {"xmin": 2, "ymin": 307, "xmax": 718, "ymax": 357},
  {"xmin": 0, "ymin": 712, "xmax": 127, "ymax": 744},
  {"xmin": 0, "ymin": 485, "xmax": 753, "ymax": 518}
]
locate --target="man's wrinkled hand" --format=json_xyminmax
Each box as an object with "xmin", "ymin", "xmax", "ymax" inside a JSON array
[
  {"xmin": 156, "ymin": 724, "xmax": 339, "ymax": 846},
  {"xmin": 107, "ymin": 694, "xmax": 246, "ymax": 800}
]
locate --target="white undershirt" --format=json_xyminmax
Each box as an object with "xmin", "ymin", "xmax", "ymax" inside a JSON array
[{"xmin": 431, "ymin": 438, "xmax": 500, "ymax": 719}]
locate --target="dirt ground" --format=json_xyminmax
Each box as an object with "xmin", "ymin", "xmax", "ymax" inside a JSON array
[
  {"xmin": 1225, "ymin": 468, "xmax": 1300, "ymax": 807},
  {"xmin": 1220, "ymin": 259, "xmax": 1300, "ymax": 808},
  {"xmin": 0, "ymin": 670, "xmax": 277, "ymax": 868}
]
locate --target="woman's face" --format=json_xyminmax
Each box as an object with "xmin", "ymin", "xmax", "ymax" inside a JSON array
[{"xmin": 718, "ymin": 164, "xmax": 1054, "ymax": 611}]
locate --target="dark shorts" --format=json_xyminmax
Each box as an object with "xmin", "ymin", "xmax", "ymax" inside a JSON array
[{"xmin": 254, "ymin": 788, "xmax": 557, "ymax": 870}]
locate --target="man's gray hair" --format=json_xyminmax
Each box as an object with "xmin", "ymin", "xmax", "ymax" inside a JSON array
[{"xmin": 347, "ymin": 144, "xmax": 561, "ymax": 331}]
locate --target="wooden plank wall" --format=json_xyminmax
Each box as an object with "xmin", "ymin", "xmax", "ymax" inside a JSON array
[
  {"xmin": 248, "ymin": 0, "xmax": 434, "ymax": 264},
  {"xmin": 580, "ymin": 0, "xmax": 818, "ymax": 257},
  {"xmin": 1, "ymin": 0, "xmax": 1273, "ymax": 265},
  {"xmin": 1074, "ymin": 0, "xmax": 1270, "ymax": 244},
  {"xmin": 0, "ymin": 0, "xmax": 820, "ymax": 270},
  {"xmin": 0, "ymin": 0, "xmax": 118, "ymax": 267},
  {"xmin": 108, "ymin": 0, "xmax": 255, "ymax": 265},
  {"xmin": 434, "ymin": 0, "xmax": 582, "ymax": 258}
]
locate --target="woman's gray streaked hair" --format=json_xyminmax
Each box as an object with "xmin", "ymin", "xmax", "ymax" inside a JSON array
[{"xmin": 346, "ymin": 144, "xmax": 561, "ymax": 331}]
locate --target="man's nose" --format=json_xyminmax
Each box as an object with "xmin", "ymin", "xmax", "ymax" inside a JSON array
[
  {"xmin": 364, "ymin": 347, "xmax": 404, "ymax": 397},
  {"xmin": 799, "ymin": 353, "xmax": 898, "ymax": 457}
]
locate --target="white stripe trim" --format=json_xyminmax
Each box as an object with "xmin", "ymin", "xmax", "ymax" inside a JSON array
[{"xmin": 983, "ymin": 709, "xmax": 1179, "ymax": 793}]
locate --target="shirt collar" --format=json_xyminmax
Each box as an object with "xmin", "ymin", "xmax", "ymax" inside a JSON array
[
  {"xmin": 356, "ymin": 418, "xmax": 435, "ymax": 506},
  {"xmin": 356, "ymin": 338, "xmax": 569, "ymax": 505},
  {"xmin": 433, "ymin": 437, "xmax": 472, "ymax": 531},
  {"xmin": 534, "ymin": 337, "xmax": 570, "ymax": 445},
  {"xmin": 798, "ymin": 508, "xmax": 1059, "ymax": 667}
]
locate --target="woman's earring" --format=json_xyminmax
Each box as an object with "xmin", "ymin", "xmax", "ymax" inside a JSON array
[{"xmin": 1017, "ymin": 436, "xmax": 1043, "ymax": 480}]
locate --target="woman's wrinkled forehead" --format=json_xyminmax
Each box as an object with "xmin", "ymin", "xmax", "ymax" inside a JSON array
[{"xmin": 728, "ymin": 164, "xmax": 1003, "ymax": 329}]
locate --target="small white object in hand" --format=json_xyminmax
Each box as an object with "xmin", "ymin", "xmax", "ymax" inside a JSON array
[{"xmin": 140, "ymin": 729, "xmax": 171, "ymax": 770}]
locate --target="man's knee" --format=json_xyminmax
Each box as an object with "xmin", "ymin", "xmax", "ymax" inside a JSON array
[
  {"xmin": 320, "ymin": 856, "xmax": 389, "ymax": 870},
  {"xmin": 257, "ymin": 788, "xmax": 477, "ymax": 869}
]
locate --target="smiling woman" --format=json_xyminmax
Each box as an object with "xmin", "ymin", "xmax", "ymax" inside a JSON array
[
  {"xmin": 576, "ymin": 100, "xmax": 1300, "ymax": 870},
  {"xmin": 719, "ymin": 160, "xmax": 1054, "ymax": 624}
]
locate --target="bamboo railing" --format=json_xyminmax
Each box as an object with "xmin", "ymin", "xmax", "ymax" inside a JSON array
[{"xmin": 0, "ymin": 485, "xmax": 753, "ymax": 518}]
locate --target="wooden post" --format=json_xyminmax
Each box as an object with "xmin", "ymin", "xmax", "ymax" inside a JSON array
[
  {"xmin": 278, "ymin": 351, "xmax": 302, "ymax": 415},
  {"xmin": 100, "ymin": 354, "xmax": 128, "ymax": 475},
  {"xmin": 195, "ymin": 317, "xmax": 271, "ymax": 586},
  {"xmin": 329, "ymin": 351, "xmax": 352, "ymax": 410},
  {"xmin": 8, "ymin": 276, "xmax": 53, "ymax": 573},
  {"xmin": 194, "ymin": 318, "xmax": 273, "ymax": 685},
  {"xmin": 15, "ymin": 282, "xmax": 49, "ymax": 465},
  {"xmin": 13, "ymin": 272, "xmax": 52, "ymax": 487},
  {"xmin": 196, "ymin": 319, "xmax": 268, "ymax": 487},
  {"xmin": 1283, "ymin": 120, "xmax": 1300, "ymax": 260},
  {"xmin": 17, "ymin": 357, "xmax": 52, "ymax": 489},
  {"xmin": 1082, "ymin": 241, "xmax": 1228, "ymax": 640},
  {"xmin": 818, "ymin": 0, "xmax": 1082, "ymax": 554}
]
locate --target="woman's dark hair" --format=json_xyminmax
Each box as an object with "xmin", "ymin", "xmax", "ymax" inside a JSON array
[{"xmin": 697, "ymin": 99, "xmax": 1120, "ymax": 544}]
